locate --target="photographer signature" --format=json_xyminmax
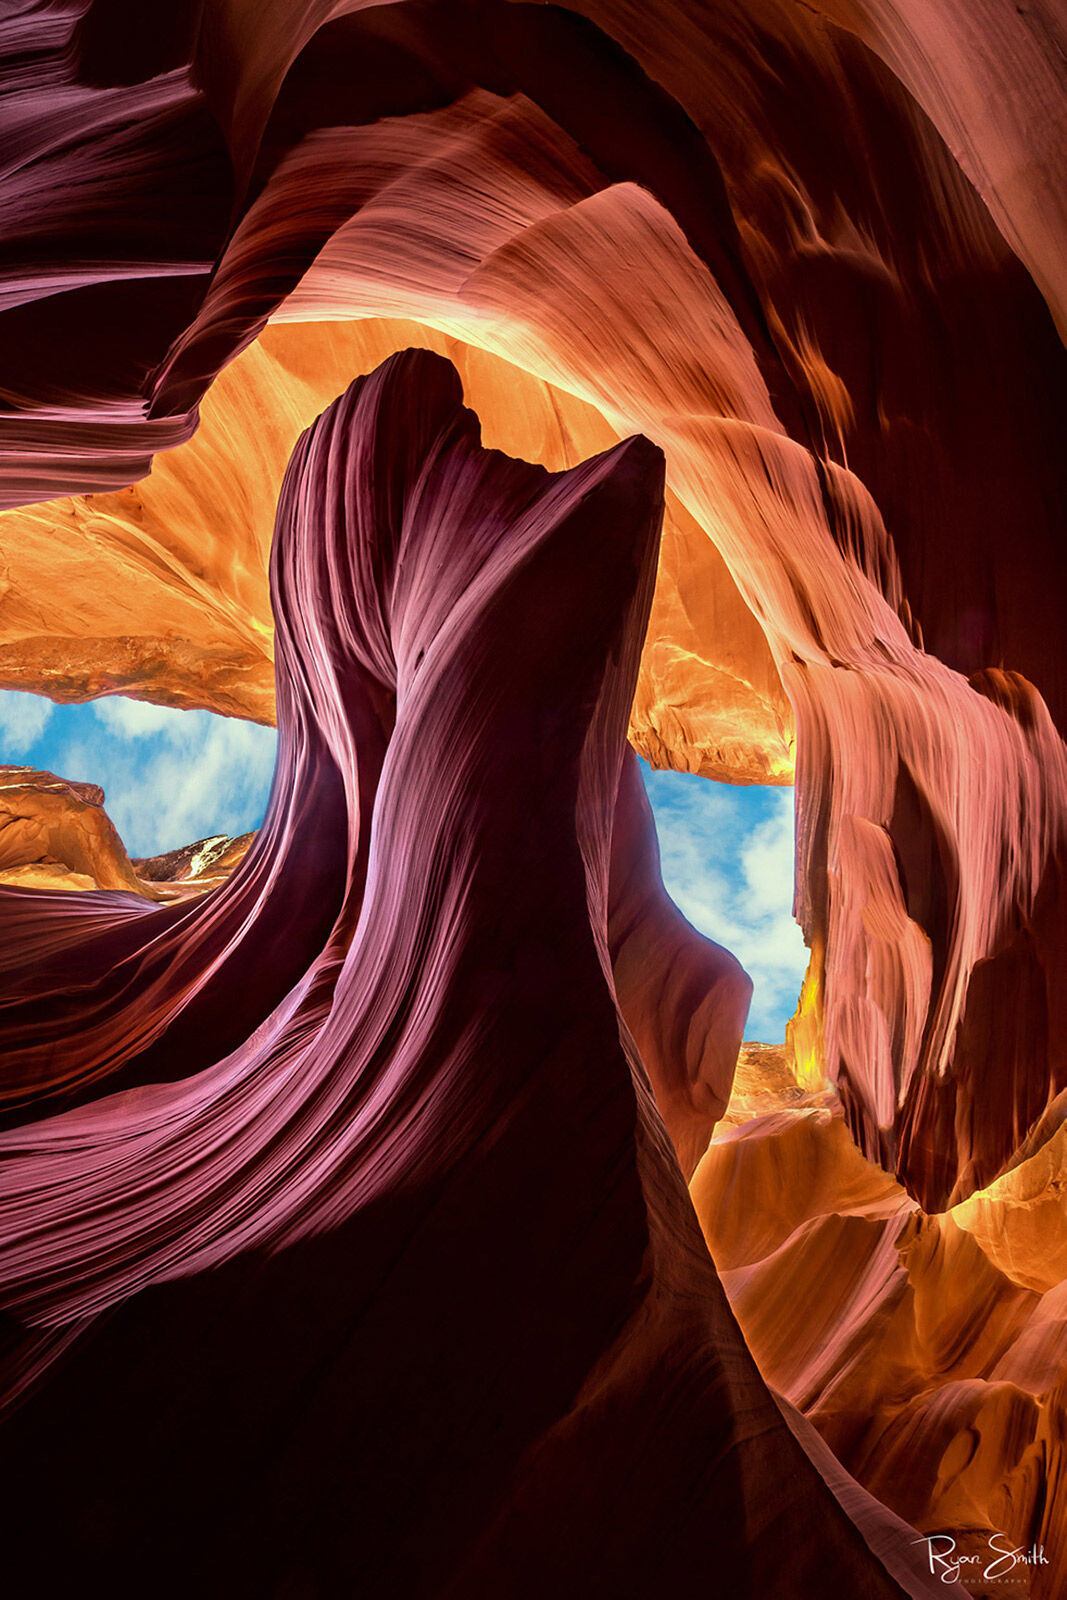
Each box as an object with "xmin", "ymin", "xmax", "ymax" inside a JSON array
[{"xmin": 914, "ymin": 1532, "xmax": 1049, "ymax": 1585}]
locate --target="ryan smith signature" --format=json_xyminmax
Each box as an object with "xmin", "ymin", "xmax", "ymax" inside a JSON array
[{"xmin": 914, "ymin": 1533, "xmax": 1049, "ymax": 1584}]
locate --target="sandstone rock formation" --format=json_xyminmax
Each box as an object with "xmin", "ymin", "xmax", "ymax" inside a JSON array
[
  {"xmin": 3, "ymin": 0, "xmax": 1065, "ymax": 1205},
  {"xmin": 0, "ymin": 352, "xmax": 941, "ymax": 1597},
  {"xmin": 0, "ymin": 764, "xmax": 253, "ymax": 899},
  {"xmin": 609, "ymin": 748, "xmax": 753, "ymax": 1179},
  {"xmin": 694, "ymin": 1047, "xmax": 1067, "ymax": 1600},
  {"xmin": 132, "ymin": 830, "xmax": 256, "ymax": 894},
  {"xmin": 1, "ymin": 0, "xmax": 1066, "ymax": 1590},
  {"xmin": 0, "ymin": 318, "xmax": 796, "ymax": 781},
  {"xmin": 0, "ymin": 765, "xmax": 153, "ymax": 896}
]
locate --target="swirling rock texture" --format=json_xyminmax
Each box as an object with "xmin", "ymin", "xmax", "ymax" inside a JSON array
[
  {"xmin": 0, "ymin": 352, "xmax": 939, "ymax": 1597},
  {"xmin": 0, "ymin": 313, "xmax": 797, "ymax": 777},
  {"xmin": 694, "ymin": 1055, "xmax": 1067, "ymax": 1600},
  {"xmin": 1, "ymin": 0, "xmax": 1066, "ymax": 1592}
]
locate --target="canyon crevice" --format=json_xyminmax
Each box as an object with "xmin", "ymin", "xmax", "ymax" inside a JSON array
[{"xmin": 2, "ymin": 1, "xmax": 1066, "ymax": 1592}]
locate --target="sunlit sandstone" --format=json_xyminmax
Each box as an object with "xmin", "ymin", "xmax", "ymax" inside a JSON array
[{"xmin": 1, "ymin": 0, "xmax": 1066, "ymax": 1591}]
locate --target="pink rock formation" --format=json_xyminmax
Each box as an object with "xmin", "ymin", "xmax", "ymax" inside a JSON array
[
  {"xmin": 3, "ymin": 0, "xmax": 1065, "ymax": 1204},
  {"xmin": 0, "ymin": 353, "xmax": 941, "ymax": 1596},
  {"xmin": 1, "ymin": 0, "xmax": 1066, "ymax": 1586},
  {"xmin": 609, "ymin": 748, "xmax": 753, "ymax": 1178},
  {"xmin": 0, "ymin": 317, "xmax": 796, "ymax": 777}
]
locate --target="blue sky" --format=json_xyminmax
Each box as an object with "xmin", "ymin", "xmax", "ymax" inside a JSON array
[
  {"xmin": 0, "ymin": 690, "xmax": 277, "ymax": 859},
  {"xmin": 639, "ymin": 760, "xmax": 808, "ymax": 1041},
  {"xmin": 0, "ymin": 690, "xmax": 807, "ymax": 1039}
]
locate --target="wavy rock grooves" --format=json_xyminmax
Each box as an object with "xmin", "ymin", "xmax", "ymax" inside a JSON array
[
  {"xmin": 0, "ymin": 353, "xmax": 925, "ymax": 1596},
  {"xmin": 1, "ymin": 0, "xmax": 1066, "ymax": 1594}
]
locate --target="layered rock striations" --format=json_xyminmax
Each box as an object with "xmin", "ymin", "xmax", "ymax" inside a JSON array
[
  {"xmin": 609, "ymin": 748, "xmax": 753, "ymax": 1179},
  {"xmin": 0, "ymin": 352, "xmax": 940, "ymax": 1596},
  {"xmin": 694, "ymin": 1049, "xmax": 1067, "ymax": 1599},
  {"xmin": 0, "ymin": 316, "xmax": 797, "ymax": 776},
  {"xmin": 2, "ymin": 0, "xmax": 1066, "ymax": 1204},
  {"xmin": 1, "ymin": 0, "xmax": 1066, "ymax": 1588}
]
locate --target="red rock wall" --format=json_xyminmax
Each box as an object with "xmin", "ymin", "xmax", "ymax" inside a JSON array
[
  {"xmin": 0, "ymin": 350, "xmax": 940, "ymax": 1596},
  {"xmin": 1, "ymin": 0, "xmax": 1066, "ymax": 1585},
  {"xmin": 3, "ymin": 0, "xmax": 1065, "ymax": 1204}
]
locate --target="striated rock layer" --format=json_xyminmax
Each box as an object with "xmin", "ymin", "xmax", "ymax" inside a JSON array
[
  {"xmin": 2, "ymin": 0, "xmax": 1066, "ymax": 1204},
  {"xmin": 0, "ymin": 316, "xmax": 796, "ymax": 780},
  {"xmin": 695, "ymin": 1047, "xmax": 1067, "ymax": 1600},
  {"xmin": 1, "ymin": 0, "xmax": 1066, "ymax": 1586},
  {"xmin": 0, "ymin": 354, "xmax": 940, "ymax": 1596}
]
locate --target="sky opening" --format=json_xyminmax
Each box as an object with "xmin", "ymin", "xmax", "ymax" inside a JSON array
[
  {"xmin": 0, "ymin": 690, "xmax": 278, "ymax": 860},
  {"xmin": 639, "ymin": 759, "xmax": 808, "ymax": 1043},
  {"xmin": 0, "ymin": 690, "xmax": 806, "ymax": 1037}
]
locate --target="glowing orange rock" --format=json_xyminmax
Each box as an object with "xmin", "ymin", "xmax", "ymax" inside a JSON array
[
  {"xmin": 0, "ymin": 351, "xmax": 939, "ymax": 1598},
  {"xmin": 0, "ymin": 766, "xmax": 155, "ymax": 898},
  {"xmin": 692, "ymin": 1059, "xmax": 1067, "ymax": 1598},
  {"xmin": 0, "ymin": 318, "xmax": 794, "ymax": 784},
  {"xmin": 0, "ymin": 767, "xmax": 254, "ymax": 902},
  {"xmin": 0, "ymin": 4, "xmax": 1066, "ymax": 1583},
  {"xmin": 5, "ymin": 0, "xmax": 1066, "ymax": 1206}
]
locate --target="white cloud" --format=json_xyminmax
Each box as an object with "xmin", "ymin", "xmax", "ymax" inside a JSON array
[
  {"xmin": 741, "ymin": 800, "xmax": 797, "ymax": 920},
  {"xmin": 47, "ymin": 698, "xmax": 278, "ymax": 858},
  {"xmin": 93, "ymin": 697, "xmax": 197, "ymax": 739},
  {"xmin": 102, "ymin": 717, "xmax": 277, "ymax": 857},
  {"xmin": 642, "ymin": 766, "xmax": 809, "ymax": 1042},
  {"xmin": 0, "ymin": 690, "xmax": 54, "ymax": 755}
]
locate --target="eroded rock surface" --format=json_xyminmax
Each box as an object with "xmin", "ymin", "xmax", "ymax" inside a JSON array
[
  {"xmin": 1, "ymin": 0, "xmax": 1066, "ymax": 1587},
  {"xmin": 695, "ymin": 1047, "xmax": 1067, "ymax": 1599},
  {"xmin": 0, "ymin": 765, "xmax": 156, "ymax": 897},
  {"xmin": 2, "ymin": 0, "xmax": 1065, "ymax": 1203},
  {"xmin": 0, "ymin": 352, "xmax": 944, "ymax": 1597}
]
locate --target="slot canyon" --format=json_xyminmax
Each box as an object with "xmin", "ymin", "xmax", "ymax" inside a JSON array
[{"xmin": 1, "ymin": 2, "xmax": 1066, "ymax": 1594}]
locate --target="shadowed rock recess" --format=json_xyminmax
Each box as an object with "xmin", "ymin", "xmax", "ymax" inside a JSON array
[{"xmin": 0, "ymin": 1, "xmax": 1065, "ymax": 1594}]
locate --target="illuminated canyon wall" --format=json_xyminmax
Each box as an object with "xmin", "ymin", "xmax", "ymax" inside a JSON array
[{"xmin": 1, "ymin": 0, "xmax": 1066, "ymax": 1593}]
